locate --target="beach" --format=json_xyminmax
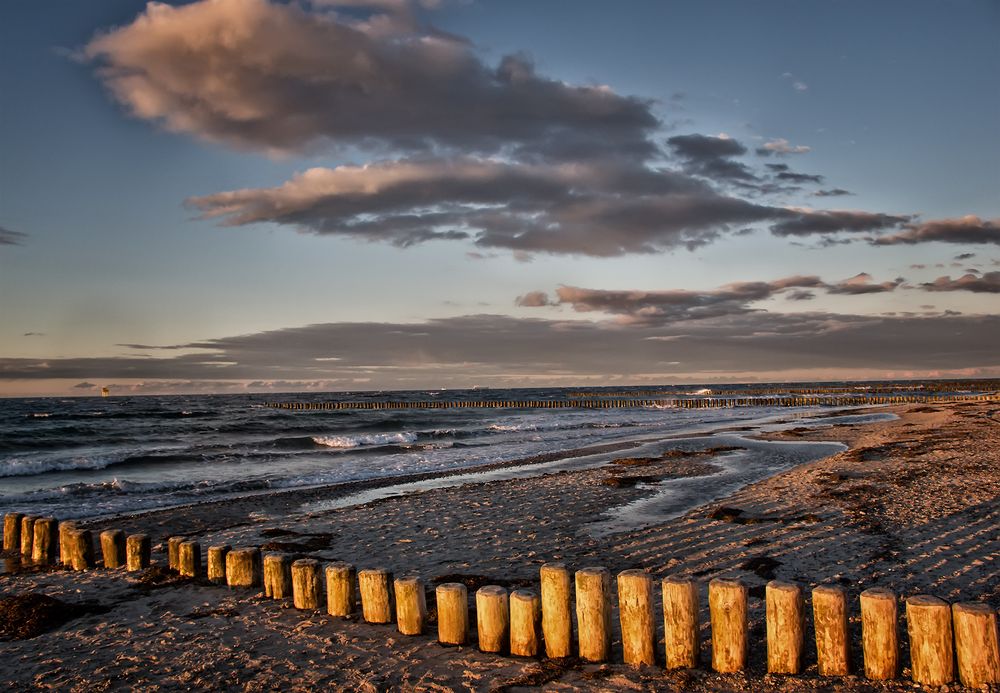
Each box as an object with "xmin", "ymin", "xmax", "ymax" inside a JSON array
[{"xmin": 1, "ymin": 399, "xmax": 998, "ymax": 691}]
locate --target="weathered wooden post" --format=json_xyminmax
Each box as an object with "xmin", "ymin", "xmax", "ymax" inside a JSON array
[
  {"xmin": 952, "ymin": 602, "xmax": 1000, "ymax": 688},
  {"xmin": 66, "ymin": 528, "xmax": 95, "ymax": 570},
  {"xmin": 207, "ymin": 545, "xmax": 230, "ymax": 584},
  {"xmin": 19, "ymin": 515, "xmax": 36, "ymax": 557},
  {"xmin": 540, "ymin": 563, "xmax": 573, "ymax": 658},
  {"xmin": 575, "ymin": 567, "xmax": 612, "ymax": 663},
  {"xmin": 618, "ymin": 569, "xmax": 655, "ymax": 666},
  {"xmin": 394, "ymin": 576, "xmax": 427, "ymax": 636},
  {"xmin": 709, "ymin": 578, "xmax": 748, "ymax": 673},
  {"xmin": 100, "ymin": 530, "xmax": 126, "ymax": 569},
  {"xmin": 358, "ymin": 568, "xmax": 394, "ymax": 624},
  {"xmin": 436, "ymin": 582, "xmax": 469, "ymax": 646},
  {"xmin": 263, "ymin": 553, "xmax": 293, "ymax": 598},
  {"xmin": 178, "ymin": 540, "xmax": 200, "ymax": 577},
  {"xmin": 226, "ymin": 547, "xmax": 261, "ymax": 588},
  {"xmin": 860, "ymin": 587, "xmax": 898, "ymax": 680},
  {"xmin": 766, "ymin": 580, "xmax": 804, "ymax": 674},
  {"xmin": 126, "ymin": 534, "xmax": 151, "ymax": 571},
  {"xmin": 509, "ymin": 590, "xmax": 541, "ymax": 657},
  {"xmin": 906, "ymin": 595, "xmax": 953, "ymax": 686},
  {"xmin": 58, "ymin": 521, "xmax": 77, "ymax": 566},
  {"xmin": 31, "ymin": 517, "xmax": 58, "ymax": 565},
  {"xmin": 3, "ymin": 513, "xmax": 23, "ymax": 553},
  {"xmin": 813, "ymin": 585, "xmax": 851, "ymax": 676},
  {"xmin": 476, "ymin": 586, "xmax": 509, "ymax": 653},
  {"xmin": 292, "ymin": 559, "xmax": 321, "ymax": 610},
  {"xmin": 326, "ymin": 562, "xmax": 356, "ymax": 617},
  {"xmin": 662, "ymin": 577, "xmax": 699, "ymax": 669},
  {"xmin": 167, "ymin": 536, "xmax": 186, "ymax": 571}
]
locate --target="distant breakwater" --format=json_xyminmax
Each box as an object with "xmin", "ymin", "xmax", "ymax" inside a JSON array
[{"xmin": 265, "ymin": 392, "xmax": 999, "ymax": 411}]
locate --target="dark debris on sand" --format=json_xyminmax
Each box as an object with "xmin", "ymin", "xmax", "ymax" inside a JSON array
[{"xmin": 0, "ymin": 592, "xmax": 108, "ymax": 640}]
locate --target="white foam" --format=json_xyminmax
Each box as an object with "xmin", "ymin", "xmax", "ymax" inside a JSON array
[{"xmin": 312, "ymin": 432, "xmax": 419, "ymax": 448}]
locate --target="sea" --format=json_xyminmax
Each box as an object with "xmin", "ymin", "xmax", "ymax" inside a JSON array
[{"xmin": 0, "ymin": 386, "xmax": 905, "ymax": 522}]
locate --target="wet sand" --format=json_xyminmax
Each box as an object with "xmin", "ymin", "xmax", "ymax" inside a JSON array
[{"xmin": 1, "ymin": 400, "xmax": 998, "ymax": 691}]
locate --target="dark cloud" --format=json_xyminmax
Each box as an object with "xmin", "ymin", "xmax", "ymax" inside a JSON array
[
  {"xmin": 873, "ymin": 216, "xmax": 1000, "ymax": 246},
  {"xmin": 813, "ymin": 188, "xmax": 853, "ymax": 197},
  {"xmin": 764, "ymin": 164, "xmax": 789, "ymax": 173},
  {"xmin": 954, "ymin": 252, "xmax": 976, "ymax": 260},
  {"xmin": 825, "ymin": 273, "xmax": 904, "ymax": 295},
  {"xmin": 785, "ymin": 290, "xmax": 816, "ymax": 301},
  {"xmin": 84, "ymin": 0, "xmax": 657, "ymax": 160},
  {"xmin": 770, "ymin": 210, "xmax": 911, "ymax": 237},
  {"xmin": 775, "ymin": 171, "xmax": 824, "ymax": 184},
  {"xmin": 921, "ymin": 272, "xmax": 1000, "ymax": 294},
  {"xmin": 23, "ymin": 332, "xmax": 45, "ymax": 337},
  {"xmin": 666, "ymin": 134, "xmax": 757, "ymax": 182},
  {"xmin": 191, "ymin": 158, "xmax": 911, "ymax": 256},
  {"xmin": 0, "ymin": 226, "xmax": 27, "ymax": 246},
  {"xmin": 72, "ymin": 382, "xmax": 96, "ymax": 390},
  {"xmin": 2, "ymin": 312, "xmax": 997, "ymax": 384}
]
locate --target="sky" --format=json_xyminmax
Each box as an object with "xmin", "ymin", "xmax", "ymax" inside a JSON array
[{"xmin": 0, "ymin": 0, "xmax": 998, "ymax": 397}]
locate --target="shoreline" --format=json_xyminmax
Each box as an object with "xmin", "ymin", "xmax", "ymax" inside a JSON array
[{"xmin": 2, "ymin": 399, "xmax": 998, "ymax": 691}]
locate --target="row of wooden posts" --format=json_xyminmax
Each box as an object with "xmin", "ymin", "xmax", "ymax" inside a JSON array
[
  {"xmin": 4, "ymin": 512, "xmax": 999, "ymax": 688},
  {"xmin": 266, "ymin": 393, "xmax": 999, "ymax": 412}
]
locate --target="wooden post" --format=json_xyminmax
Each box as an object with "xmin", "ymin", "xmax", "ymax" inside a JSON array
[
  {"xmin": 575, "ymin": 567, "xmax": 612, "ymax": 663},
  {"xmin": 540, "ymin": 563, "xmax": 572, "ymax": 658},
  {"xmin": 906, "ymin": 595, "xmax": 953, "ymax": 686},
  {"xmin": 509, "ymin": 590, "xmax": 541, "ymax": 657},
  {"xmin": 31, "ymin": 517, "xmax": 58, "ymax": 565},
  {"xmin": 66, "ymin": 529, "xmax": 94, "ymax": 570},
  {"xmin": 860, "ymin": 587, "xmax": 898, "ymax": 680},
  {"xmin": 58, "ymin": 521, "xmax": 77, "ymax": 566},
  {"xmin": 766, "ymin": 580, "xmax": 804, "ymax": 674},
  {"xmin": 436, "ymin": 582, "xmax": 469, "ymax": 646},
  {"xmin": 3, "ymin": 512, "xmax": 23, "ymax": 553},
  {"xmin": 292, "ymin": 559, "xmax": 321, "ymax": 610},
  {"xmin": 226, "ymin": 548, "xmax": 261, "ymax": 588},
  {"xmin": 100, "ymin": 529, "xmax": 126, "ymax": 569},
  {"xmin": 325, "ymin": 562, "xmax": 356, "ymax": 617},
  {"xmin": 167, "ymin": 536, "xmax": 186, "ymax": 571},
  {"xmin": 178, "ymin": 540, "xmax": 200, "ymax": 577},
  {"xmin": 709, "ymin": 578, "xmax": 748, "ymax": 673},
  {"xmin": 813, "ymin": 585, "xmax": 850, "ymax": 676},
  {"xmin": 476, "ymin": 585, "xmax": 509, "ymax": 653},
  {"xmin": 394, "ymin": 576, "xmax": 427, "ymax": 636},
  {"xmin": 618, "ymin": 569, "xmax": 655, "ymax": 666},
  {"xmin": 358, "ymin": 568, "xmax": 394, "ymax": 624},
  {"xmin": 207, "ymin": 545, "xmax": 230, "ymax": 584},
  {"xmin": 952, "ymin": 602, "xmax": 1000, "ymax": 688},
  {"xmin": 126, "ymin": 534, "xmax": 151, "ymax": 571},
  {"xmin": 263, "ymin": 553, "xmax": 293, "ymax": 598},
  {"xmin": 19, "ymin": 516, "xmax": 36, "ymax": 557},
  {"xmin": 662, "ymin": 577, "xmax": 699, "ymax": 669}
]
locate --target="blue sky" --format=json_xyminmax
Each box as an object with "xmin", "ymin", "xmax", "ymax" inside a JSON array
[{"xmin": 1, "ymin": 0, "xmax": 997, "ymax": 396}]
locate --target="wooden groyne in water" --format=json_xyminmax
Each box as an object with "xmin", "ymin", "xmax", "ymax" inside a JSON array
[
  {"xmin": 265, "ymin": 392, "xmax": 999, "ymax": 411},
  {"xmin": 3, "ymin": 514, "xmax": 999, "ymax": 689}
]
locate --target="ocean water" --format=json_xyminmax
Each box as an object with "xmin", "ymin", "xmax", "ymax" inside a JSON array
[{"xmin": 0, "ymin": 387, "xmax": 889, "ymax": 521}]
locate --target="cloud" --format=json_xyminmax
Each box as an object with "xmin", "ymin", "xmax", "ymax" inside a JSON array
[
  {"xmin": 954, "ymin": 252, "xmax": 976, "ymax": 260},
  {"xmin": 2, "ymin": 312, "xmax": 998, "ymax": 386},
  {"xmin": 72, "ymin": 381, "xmax": 97, "ymax": 390},
  {"xmin": 84, "ymin": 0, "xmax": 657, "ymax": 160},
  {"xmin": 775, "ymin": 171, "xmax": 824, "ymax": 184},
  {"xmin": 0, "ymin": 226, "xmax": 27, "ymax": 246},
  {"xmin": 755, "ymin": 138, "xmax": 811, "ymax": 156},
  {"xmin": 814, "ymin": 188, "xmax": 852, "ymax": 197},
  {"xmin": 191, "ymin": 156, "xmax": 912, "ymax": 256},
  {"xmin": 873, "ymin": 216, "xmax": 1000, "ymax": 246},
  {"xmin": 780, "ymin": 74, "xmax": 809, "ymax": 92},
  {"xmin": 769, "ymin": 209, "xmax": 911, "ymax": 237},
  {"xmin": 515, "ymin": 291, "xmax": 551, "ymax": 307},
  {"xmin": 921, "ymin": 271, "xmax": 1000, "ymax": 294},
  {"xmin": 666, "ymin": 133, "xmax": 757, "ymax": 182},
  {"xmin": 825, "ymin": 272, "xmax": 904, "ymax": 295},
  {"xmin": 23, "ymin": 332, "xmax": 45, "ymax": 337},
  {"xmin": 521, "ymin": 273, "xmax": 902, "ymax": 325}
]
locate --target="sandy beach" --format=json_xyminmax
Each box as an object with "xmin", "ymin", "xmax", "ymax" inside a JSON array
[{"xmin": 2, "ymin": 399, "xmax": 998, "ymax": 691}]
